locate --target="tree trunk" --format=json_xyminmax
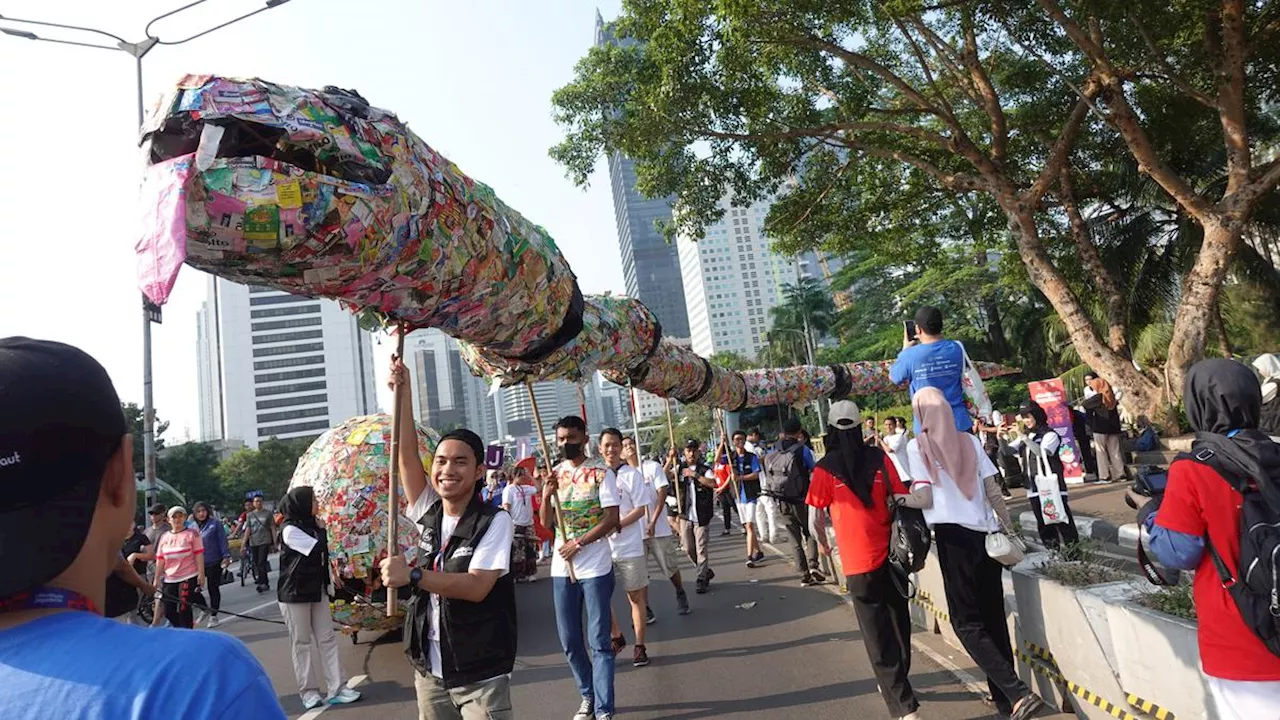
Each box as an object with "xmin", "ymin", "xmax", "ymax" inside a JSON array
[
  {"xmin": 981, "ymin": 294, "xmax": 1012, "ymax": 361},
  {"xmin": 1001, "ymin": 204, "xmax": 1170, "ymax": 426},
  {"xmin": 1167, "ymin": 218, "xmax": 1239, "ymax": 394},
  {"xmin": 1213, "ymin": 296, "xmax": 1233, "ymax": 359}
]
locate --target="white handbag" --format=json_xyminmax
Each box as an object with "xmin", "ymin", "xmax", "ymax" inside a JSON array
[
  {"xmin": 959, "ymin": 342, "xmax": 993, "ymax": 420},
  {"xmin": 986, "ymin": 521, "xmax": 1026, "ymax": 566}
]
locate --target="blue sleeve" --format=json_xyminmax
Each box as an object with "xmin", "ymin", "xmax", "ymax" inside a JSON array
[
  {"xmin": 214, "ymin": 673, "xmax": 287, "ymax": 720},
  {"xmin": 803, "ymin": 447, "xmax": 815, "ymax": 471},
  {"xmin": 751, "ymin": 456, "xmax": 761, "ymax": 473},
  {"xmin": 889, "ymin": 350, "xmax": 911, "ymax": 385},
  {"xmin": 1142, "ymin": 513, "xmax": 1204, "ymax": 570}
]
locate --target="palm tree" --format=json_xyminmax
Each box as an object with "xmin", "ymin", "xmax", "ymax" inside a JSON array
[{"xmin": 780, "ymin": 276, "xmax": 837, "ymax": 340}]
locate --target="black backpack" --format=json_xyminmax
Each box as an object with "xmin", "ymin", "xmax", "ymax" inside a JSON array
[
  {"xmin": 1183, "ymin": 450, "xmax": 1280, "ymax": 658},
  {"xmin": 762, "ymin": 440, "xmax": 810, "ymax": 503}
]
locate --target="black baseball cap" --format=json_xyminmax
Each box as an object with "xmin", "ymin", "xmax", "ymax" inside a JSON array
[
  {"xmin": 0, "ymin": 338, "xmax": 128, "ymax": 598},
  {"xmin": 148, "ymin": 502, "xmax": 167, "ymax": 515},
  {"xmin": 782, "ymin": 417, "xmax": 803, "ymax": 434}
]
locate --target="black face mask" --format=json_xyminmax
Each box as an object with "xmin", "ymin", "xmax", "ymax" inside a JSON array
[{"xmin": 560, "ymin": 442, "xmax": 584, "ymax": 462}]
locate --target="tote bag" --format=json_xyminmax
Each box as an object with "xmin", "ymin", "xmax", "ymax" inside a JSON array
[
  {"xmin": 958, "ymin": 342, "xmax": 993, "ymax": 421},
  {"xmin": 1033, "ymin": 444, "xmax": 1069, "ymax": 526}
]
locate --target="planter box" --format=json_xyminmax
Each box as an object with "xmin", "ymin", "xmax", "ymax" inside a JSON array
[
  {"xmin": 1010, "ymin": 553, "xmax": 1147, "ymax": 718},
  {"xmin": 1107, "ymin": 599, "xmax": 1214, "ymax": 719}
]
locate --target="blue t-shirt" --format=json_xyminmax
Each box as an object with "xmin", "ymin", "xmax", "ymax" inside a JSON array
[
  {"xmin": 889, "ymin": 339, "xmax": 972, "ymax": 433},
  {"xmin": 0, "ymin": 612, "xmax": 285, "ymax": 719}
]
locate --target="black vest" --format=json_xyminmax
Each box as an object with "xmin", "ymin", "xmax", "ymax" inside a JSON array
[
  {"xmin": 677, "ymin": 462, "xmax": 716, "ymax": 527},
  {"xmin": 730, "ymin": 451, "xmax": 761, "ymax": 500},
  {"xmin": 277, "ymin": 522, "xmax": 329, "ymax": 603},
  {"xmin": 405, "ymin": 496, "xmax": 517, "ymax": 688}
]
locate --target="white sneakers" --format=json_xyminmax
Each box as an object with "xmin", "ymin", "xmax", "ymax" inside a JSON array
[
  {"xmin": 301, "ymin": 691, "xmax": 324, "ymax": 710},
  {"xmin": 328, "ymin": 687, "xmax": 362, "ymax": 705},
  {"xmin": 206, "ymin": 616, "xmax": 219, "ymax": 629}
]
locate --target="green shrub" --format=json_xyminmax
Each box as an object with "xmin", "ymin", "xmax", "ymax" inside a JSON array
[
  {"xmin": 1035, "ymin": 540, "xmax": 1128, "ymax": 587},
  {"xmin": 1137, "ymin": 583, "xmax": 1196, "ymax": 620}
]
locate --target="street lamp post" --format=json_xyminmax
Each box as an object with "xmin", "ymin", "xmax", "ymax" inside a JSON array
[{"xmin": 1, "ymin": 1, "xmax": 294, "ymax": 507}]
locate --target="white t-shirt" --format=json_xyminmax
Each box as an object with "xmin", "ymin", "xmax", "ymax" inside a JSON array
[
  {"xmin": 408, "ymin": 492, "xmax": 514, "ymax": 680},
  {"xmin": 500, "ymin": 483, "xmax": 537, "ymax": 527},
  {"xmin": 281, "ymin": 524, "xmax": 319, "ymax": 555},
  {"xmin": 905, "ymin": 435, "xmax": 1000, "ymax": 533},
  {"xmin": 882, "ymin": 431, "xmax": 911, "ymax": 481},
  {"xmin": 550, "ymin": 459, "xmax": 620, "ymax": 580},
  {"xmin": 638, "ymin": 460, "xmax": 674, "ymax": 538},
  {"xmin": 609, "ymin": 464, "xmax": 653, "ymax": 560},
  {"xmin": 1009, "ymin": 431, "xmax": 1062, "ymax": 498}
]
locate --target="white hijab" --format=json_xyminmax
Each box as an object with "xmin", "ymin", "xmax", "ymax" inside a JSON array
[{"xmin": 1253, "ymin": 353, "xmax": 1280, "ymax": 404}]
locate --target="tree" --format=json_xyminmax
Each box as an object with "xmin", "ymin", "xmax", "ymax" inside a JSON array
[
  {"xmin": 158, "ymin": 442, "xmax": 224, "ymax": 509},
  {"xmin": 122, "ymin": 402, "xmax": 167, "ymax": 478},
  {"xmin": 551, "ymin": 0, "xmax": 1280, "ymax": 424},
  {"xmin": 213, "ymin": 437, "xmax": 314, "ymax": 505},
  {"xmin": 708, "ymin": 350, "xmax": 757, "ymax": 371}
]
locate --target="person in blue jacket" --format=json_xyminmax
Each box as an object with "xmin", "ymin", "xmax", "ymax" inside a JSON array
[{"xmin": 192, "ymin": 502, "xmax": 231, "ymax": 628}]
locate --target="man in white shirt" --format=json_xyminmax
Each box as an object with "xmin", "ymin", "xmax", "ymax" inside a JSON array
[
  {"xmin": 878, "ymin": 416, "xmax": 912, "ymax": 481},
  {"xmin": 623, "ymin": 437, "xmax": 691, "ymax": 617},
  {"xmin": 500, "ymin": 463, "xmax": 539, "ymax": 582},
  {"xmin": 747, "ymin": 427, "xmax": 781, "ymax": 544},
  {"xmin": 381, "ymin": 357, "xmax": 517, "ymax": 720},
  {"xmin": 540, "ymin": 416, "xmax": 621, "ymax": 720},
  {"xmin": 599, "ymin": 429, "xmax": 655, "ymax": 668}
]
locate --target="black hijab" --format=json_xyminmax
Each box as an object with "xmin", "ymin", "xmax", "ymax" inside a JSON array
[
  {"xmin": 1020, "ymin": 402, "xmax": 1050, "ymax": 438},
  {"xmin": 280, "ymin": 486, "xmax": 321, "ymax": 533},
  {"xmin": 816, "ymin": 426, "xmax": 880, "ymax": 508},
  {"xmin": 1185, "ymin": 359, "xmax": 1280, "ymax": 509}
]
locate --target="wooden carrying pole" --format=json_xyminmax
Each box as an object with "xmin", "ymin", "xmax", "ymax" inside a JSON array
[
  {"xmin": 527, "ymin": 381, "xmax": 576, "ymax": 582},
  {"xmin": 386, "ymin": 324, "xmax": 407, "ymax": 617},
  {"xmin": 716, "ymin": 410, "xmax": 740, "ymax": 502},
  {"xmin": 665, "ymin": 398, "xmax": 683, "ymax": 513}
]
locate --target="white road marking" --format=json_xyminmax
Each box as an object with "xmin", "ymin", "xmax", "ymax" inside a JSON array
[{"xmin": 215, "ymin": 598, "xmax": 280, "ymax": 628}]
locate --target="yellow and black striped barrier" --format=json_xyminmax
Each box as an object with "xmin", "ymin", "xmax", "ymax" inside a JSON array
[
  {"xmin": 1018, "ymin": 641, "xmax": 1177, "ymax": 720},
  {"xmin": 910, "ymin": 590, "xmax": 949, "ymax": 624}
]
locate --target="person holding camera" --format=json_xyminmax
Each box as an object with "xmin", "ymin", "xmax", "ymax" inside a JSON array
[
  {"xmin": 1131, "ymin": 359, "xmax": 1280, "ymax": 718},
  {"xmin": 890, "ymin": 307, "xmax": 970, "ymax": 434}
]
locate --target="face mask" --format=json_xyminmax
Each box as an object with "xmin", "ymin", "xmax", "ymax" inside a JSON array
[{"xmin": 560, "ymin": 443, "xmax": 584, "ymax": 462}]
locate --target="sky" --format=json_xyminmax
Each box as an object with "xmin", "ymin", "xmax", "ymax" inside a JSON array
[{"xmin": 0, "ymin": 0, "xmax": 627, "ymax": 442}]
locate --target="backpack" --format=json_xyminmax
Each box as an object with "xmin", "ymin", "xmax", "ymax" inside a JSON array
[
  {"xmin": 762, "ymin": 441, "xmax": 809, "ymax": 503},
  {"xmin": 1183, "ymin": 450, "xmax": 1280, "ymax": 658}
]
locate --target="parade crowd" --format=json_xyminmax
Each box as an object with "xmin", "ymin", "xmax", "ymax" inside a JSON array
[{"xmin": 1, "ymin": 310, "xmax": 1278, "ymax": 719}]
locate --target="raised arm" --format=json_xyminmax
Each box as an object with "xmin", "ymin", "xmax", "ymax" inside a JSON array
[{"xmin": 389, "ymin": 354, "xmax": 429, "ymax": 507}]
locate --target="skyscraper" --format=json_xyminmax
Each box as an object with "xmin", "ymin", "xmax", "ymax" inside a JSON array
[
  {"xmin": 678, "ymin": 194, "xmax": 837, "ymax": 360},
  {"xmin": 595, "ymin": 11, "xmax": 690, "ymax": 338},
  {"xmin": 403, "ymin": 329, "xmax": 501, "ymax": 441},
  {"xmin": 196, "ymin": 277, "xmax": 377, "ymax": 448}
]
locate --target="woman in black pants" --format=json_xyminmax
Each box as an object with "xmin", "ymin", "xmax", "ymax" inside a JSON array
[
  {"xmin": 1010, "ymin": 403, "xmax": 1080, "ymax": 556},
  {"xmin": 902, "ymin": 388, "xmax": 1045, "ymax": 720},
  {"xmin": 192, "ymin": 502, "xmax": 230, "ymax": 627}
]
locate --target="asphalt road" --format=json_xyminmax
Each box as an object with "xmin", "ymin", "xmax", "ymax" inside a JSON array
[{"xmin": 215, "ymin": 531, "xmax": 1008, "ymax": 720}]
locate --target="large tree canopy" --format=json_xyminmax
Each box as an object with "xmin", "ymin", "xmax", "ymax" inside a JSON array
[{"xmin": 552, "ymin": 0, "xmax": 1280, "ymax": 423}]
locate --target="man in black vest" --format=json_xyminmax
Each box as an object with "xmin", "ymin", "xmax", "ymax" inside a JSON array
[
  {"xmin": 382, "ymin": 358, "xmax": 517, "ymax": 720},
  {"xmin": 676, "ymin": 440, "xmax": 717, "ymax": 594}
]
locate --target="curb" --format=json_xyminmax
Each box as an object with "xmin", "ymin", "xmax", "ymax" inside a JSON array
[{"xmin": 1016, "ymin": 511, "xmax": 1124, "ymax": 546}]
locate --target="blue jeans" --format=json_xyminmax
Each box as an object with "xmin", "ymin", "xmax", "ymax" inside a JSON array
[{"xmin": 553, "ymin": 572, "xmax": 615, "ymax": 716}]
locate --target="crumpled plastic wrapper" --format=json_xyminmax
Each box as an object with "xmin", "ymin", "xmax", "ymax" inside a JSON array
[{"xmin": 289, "ymin": 414, "xmax": 440, "ymax": 631}]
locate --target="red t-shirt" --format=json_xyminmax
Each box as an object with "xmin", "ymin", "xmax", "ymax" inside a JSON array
[
  {"xmin": 1155, "ymin": 459, "xmax": 1280, "ymax": 680},
  {"xmin": 806, "ymin": 460, "xmax": 907, "ymax": 575}
]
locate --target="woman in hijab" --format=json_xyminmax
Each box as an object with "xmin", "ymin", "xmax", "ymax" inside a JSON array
[
  {"xmin": 1083, "ymin": 372, "xmax": 1126, "ymax": 482},
  {"xmin": 1253, "ymin": 353, "xmax": 1280, "ymax": 438},
  {"xmin": 903, "ymin": 388, "xmax": 1044, "ymax": 720},
  {"xmin": 1137, "ymin": 358, "xmax": 1280, "ymax": 718},
  {"xmin": 1009, "ymin": 402, "xmax": 1080, "ymax": 554},
  {"xmin": 807, "ymin": 400, "xmax": 922, "ymax": 720},
  {"xmin": 191, "ymin": 501, "xmax": 230, "ymax": 628},
  {"xmin": 277, "ymin": 486, "xmax": 361, "ymax": 711}
]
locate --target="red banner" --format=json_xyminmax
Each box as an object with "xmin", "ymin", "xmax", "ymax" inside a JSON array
[{"xmin": 1027, "ymin": 378, "xmax": 1086, "ymax": 484}]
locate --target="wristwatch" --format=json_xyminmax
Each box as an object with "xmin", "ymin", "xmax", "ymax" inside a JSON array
[{"xmin": 409, "ymin": 568, "xmax": 423, "ymax": 586}]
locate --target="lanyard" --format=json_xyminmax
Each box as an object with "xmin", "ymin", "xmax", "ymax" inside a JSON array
[{"xmin": 0, "ymin": 586, "xmax": 100, "ymax": 616}]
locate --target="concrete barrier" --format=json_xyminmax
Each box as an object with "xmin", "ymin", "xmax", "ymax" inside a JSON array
[{"xmin": 1107, "ymin": 599, "xmax": 1214, "ymax": 719}]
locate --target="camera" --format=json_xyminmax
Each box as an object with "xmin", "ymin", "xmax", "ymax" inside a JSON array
[{"xmin": 1125, "ymin": 465, "xmax": 1168, "ymax": 509}]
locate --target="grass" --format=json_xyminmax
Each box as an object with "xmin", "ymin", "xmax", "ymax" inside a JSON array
[
  {"xmin": 1035, "ymin": 540, "xmax": 1129, "ymax": 587},
  {"xmin": 1136, "ymin": 583, "xmax": 1197, "ymax": 620}
]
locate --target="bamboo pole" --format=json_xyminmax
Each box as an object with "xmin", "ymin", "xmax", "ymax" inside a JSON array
[
  {"xmin": 665, "ymin": 398, "xmax": 683, "ymax": 513},
  {"xmin": 716, "ymin": 410, "xmax": 740, "ymax": 503},
  {"xmin": 527, "ymin": 381, "xmax": 576, "ymax": 582},
  {"xmin": 386, "ymin": 323, "xmax": 407, "ymax": 617}
]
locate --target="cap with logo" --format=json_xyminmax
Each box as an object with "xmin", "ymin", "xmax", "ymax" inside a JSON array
[
  {"xmin": 828, "ymin": 399, "xmax": 863, "ymax": 430},
  {"xmin": 0, "ymin": 337, "xmax": 127, "ymax": 598}
]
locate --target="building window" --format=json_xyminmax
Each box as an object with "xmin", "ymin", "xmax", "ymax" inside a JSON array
[
  {"xmin": 257, "ymin": 406, "xmax": 330, "ymax": 424},
  {"xmin": 251, "ymin": 304, "xmax": 322, "ymax": 319},
  {"xmin": 249, "ymin": 293, "xmax": 317, "ymax": 307},
  {"xmin": 252, "ymin": 343, "xmax": 324, "ymax": 358},
  {"xmin": 257, "ymin": 420, "xmax": 330, "ymax": 437},
  {"xmin": 252, "ymin": 316, "xmax": 323, "ymax": 332},
  {"xmin": 255, "ymin": 381, "xmax": 327, "ymax": 397},
  {"xmin": 253, "ymin": 355, "xmax": 325, "ymax": 371},
  {"xmin": 256, "ymin": 393, "xmax": 328, "ymax": 410},
  {"xmin": 252, "ymin": 329, "xmax": 324, "ymax": 345},
  {"xmin": 255, "ymin": 367, "xmax": 326, "ymax": 384}
]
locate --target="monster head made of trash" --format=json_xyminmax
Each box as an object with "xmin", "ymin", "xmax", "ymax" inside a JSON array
[{"xmin": 136, "ymin": 74, "xmax": 582, "ymax": 363}]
